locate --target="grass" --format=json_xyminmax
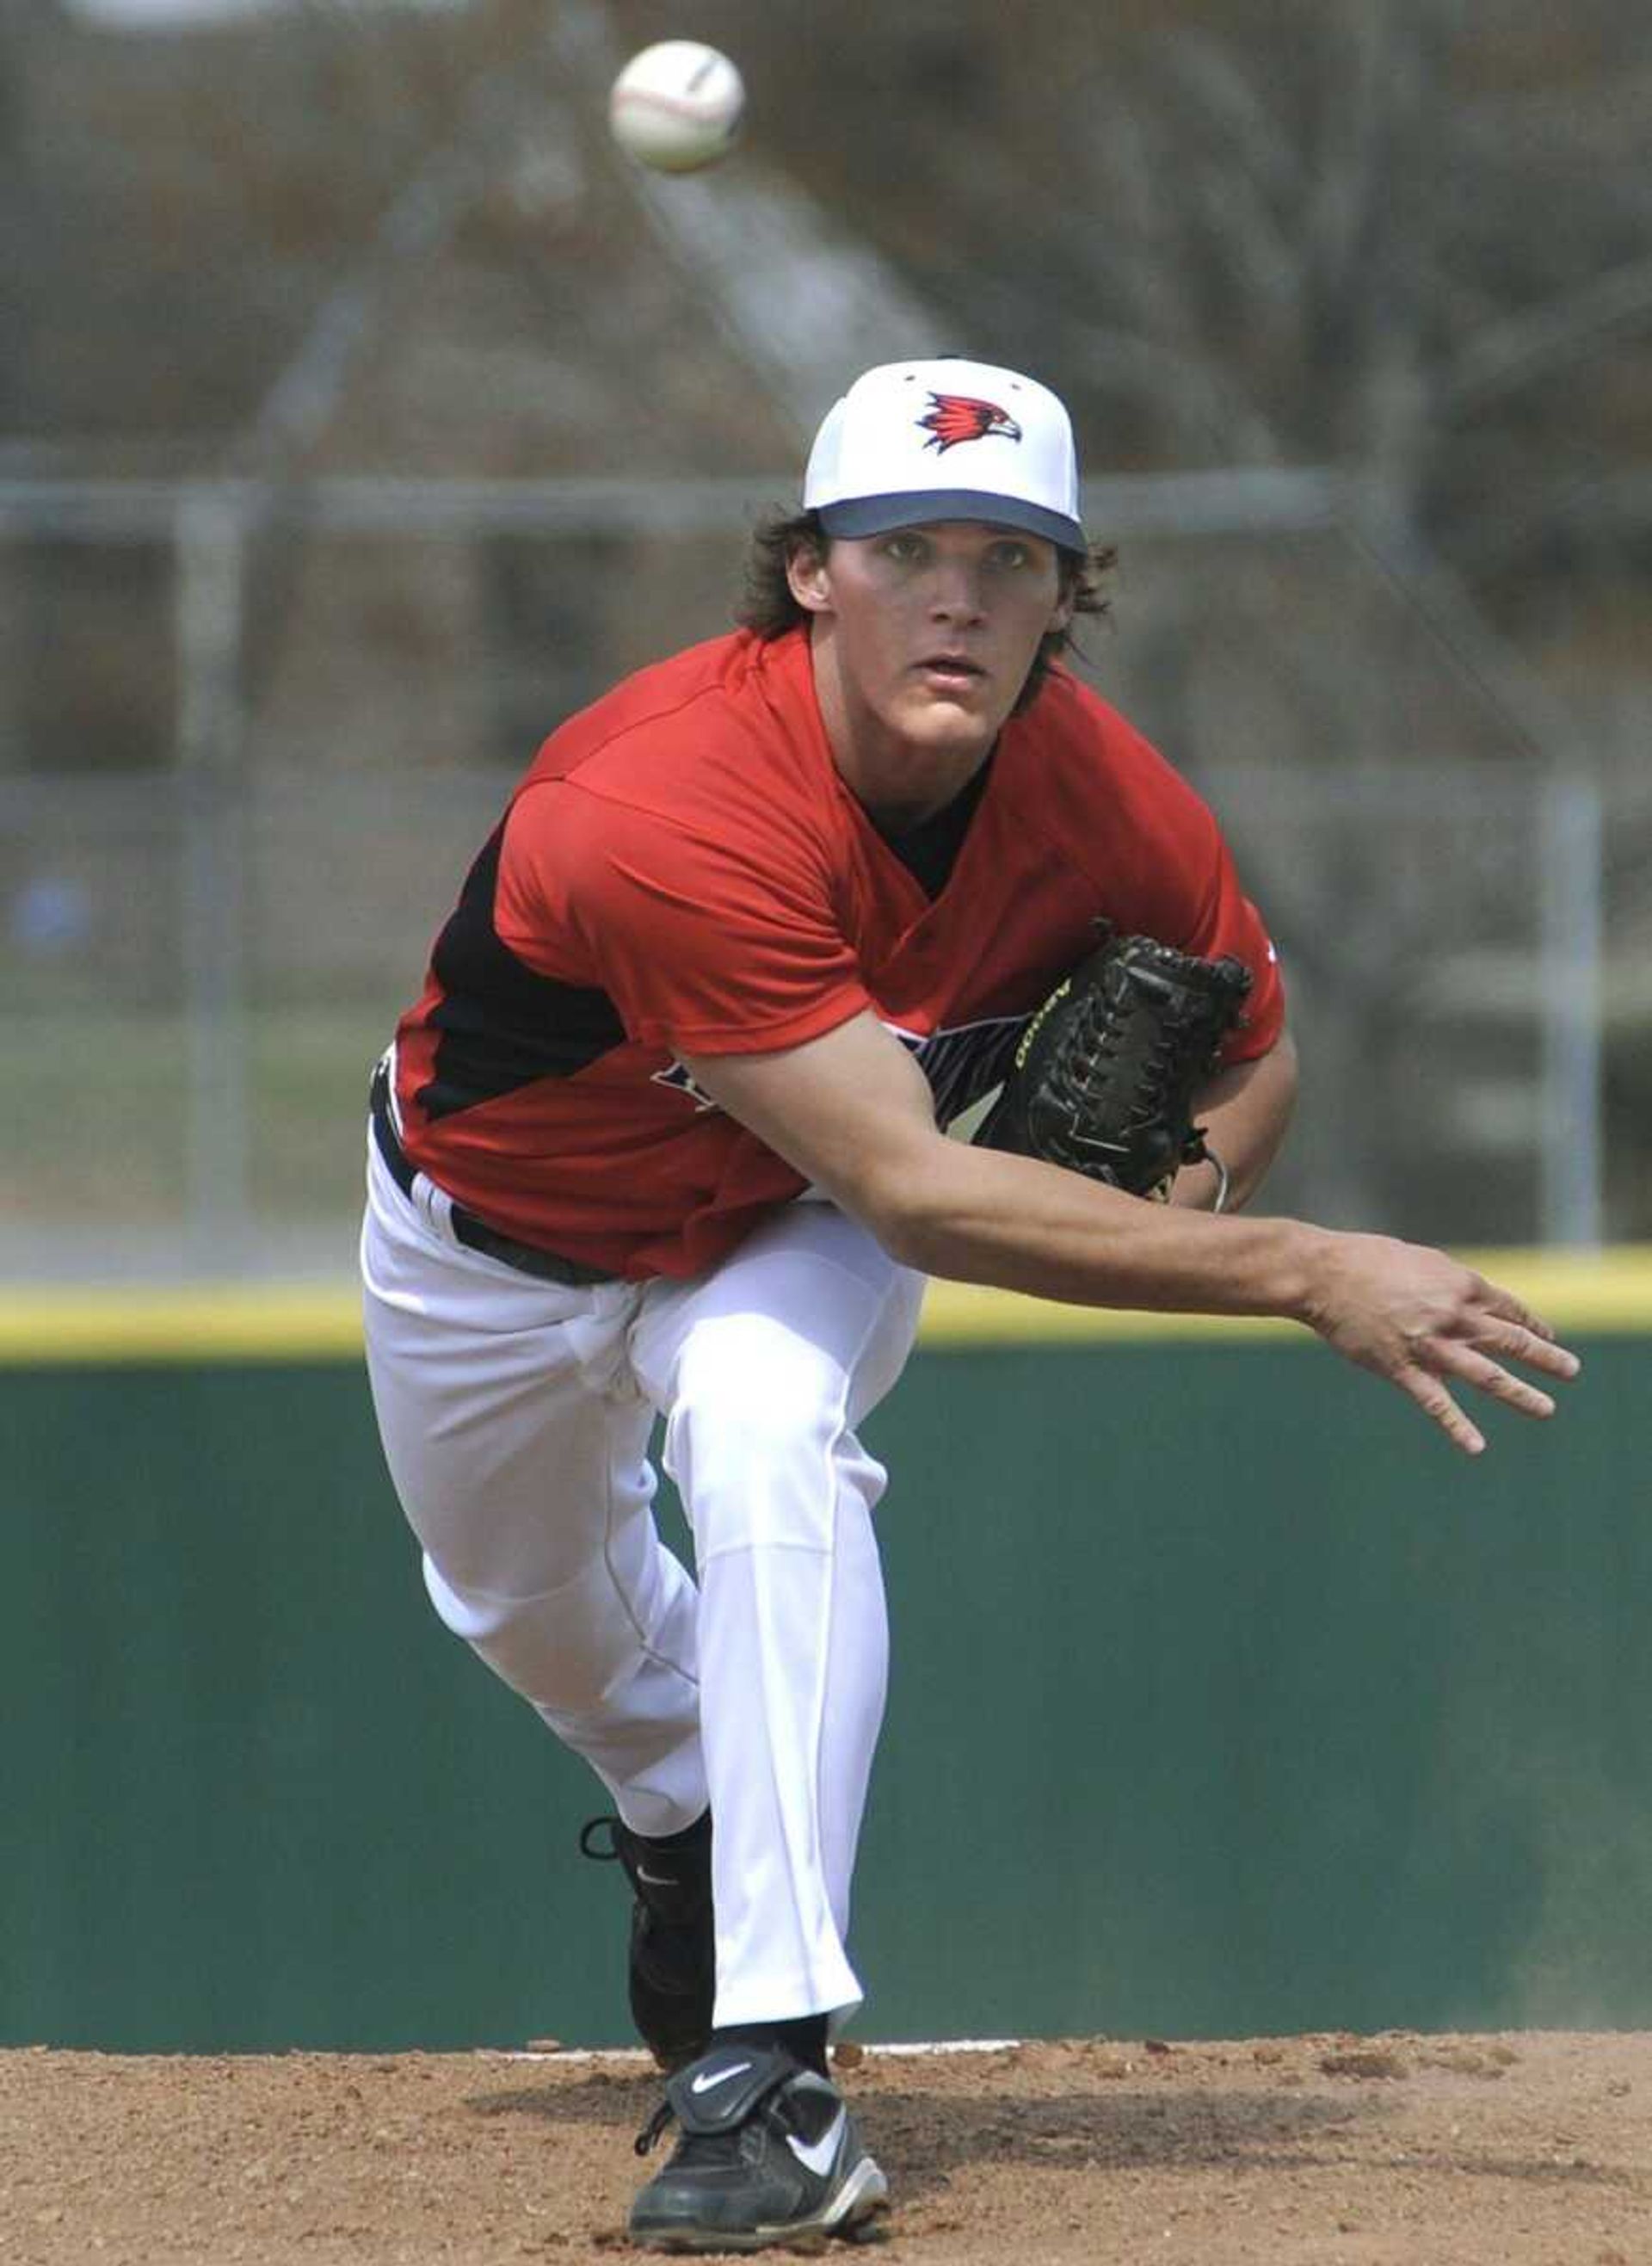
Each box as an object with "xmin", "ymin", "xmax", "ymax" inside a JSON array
[{"xmin": 0, "ymin": 1005, "xmax": 386, "ymax": 1238}]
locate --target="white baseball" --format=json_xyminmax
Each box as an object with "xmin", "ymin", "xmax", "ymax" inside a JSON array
[{"xmin": 608, "ymin": 41, "xmax": 745, "ymax": 175}]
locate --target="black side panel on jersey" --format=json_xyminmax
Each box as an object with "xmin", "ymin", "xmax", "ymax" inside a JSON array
[{"xmin": 419, "ymin": 821, "xmax": 627, "ymax": 1119}]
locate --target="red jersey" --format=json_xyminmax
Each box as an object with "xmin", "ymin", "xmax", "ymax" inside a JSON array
[{"xmin": 391, "ymin": 627, "xmax": 1284, "ymax": 1281}]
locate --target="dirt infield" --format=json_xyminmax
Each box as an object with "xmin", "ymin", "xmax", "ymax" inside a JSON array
[{"xmin": 3, "ymin": 2031, "xmax": 1649, "ymax": 2263}]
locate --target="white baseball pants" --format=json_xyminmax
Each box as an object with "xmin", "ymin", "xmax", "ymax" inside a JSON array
[{"xmin": 360, "ymin": 1131, "xmax": 926, "ymax": 2028}]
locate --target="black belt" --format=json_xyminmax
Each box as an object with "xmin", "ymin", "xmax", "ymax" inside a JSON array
[{"xmin": 370, "ymin": 1064, "xmax": 614, "ymax": 1287}]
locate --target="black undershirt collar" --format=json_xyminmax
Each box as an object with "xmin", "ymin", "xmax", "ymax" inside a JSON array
[{"xmin": 866, "ymin": 751, "xmax": 995, "ymax": 902}]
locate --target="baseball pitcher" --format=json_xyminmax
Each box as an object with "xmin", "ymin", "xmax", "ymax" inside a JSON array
[{"xmin": 359, "ymin": 357, "xmax": 1579, "ymax": 2253}]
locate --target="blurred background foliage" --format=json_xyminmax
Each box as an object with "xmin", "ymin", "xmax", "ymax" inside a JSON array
[{"xmin": 1, "ymin": 0, "xmax": 1648, "ymax": 1269}]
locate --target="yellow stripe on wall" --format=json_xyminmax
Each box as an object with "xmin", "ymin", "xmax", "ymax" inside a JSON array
[
  {"xmin": 0, "ymin": 1284, "xmax": 367, "ymax": 1365},
  {"xmin": 2, "ymin": 1246, "xmax": 1650, "ymax": 1365},
  {"xmin": 921, "ymin": 1245, "xmax": 1652, "ymax": 1346}
]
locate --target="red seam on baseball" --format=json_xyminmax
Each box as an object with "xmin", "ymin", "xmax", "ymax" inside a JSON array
[{"xmin": 612, "ymin": 90, "xmax": 735, "ymax": 126}]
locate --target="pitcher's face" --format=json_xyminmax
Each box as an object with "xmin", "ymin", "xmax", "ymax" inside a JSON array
[{"xmin": 789, "ymin": 522, "xmax": 1071, "ymax": 822}]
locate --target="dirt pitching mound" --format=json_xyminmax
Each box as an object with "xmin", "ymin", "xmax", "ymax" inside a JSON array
[{"xmin": 4, "ymin": 2030, "xmax": 1650, "ymax": 2263}]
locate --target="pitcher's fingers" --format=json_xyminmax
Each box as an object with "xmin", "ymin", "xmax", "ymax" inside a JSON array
[
  {"xmin": 1464, "ymin": 1321, "xmax": 1581, "ymax": 1381},
  {"xmin": 1394, "ymin": 1361, "xmax": 1486, "ymax": 1457},
  {"xmin": 1426, "ymin": 1337, "xmax": 1557, "ymax": 1420},
  {"xmin": 1470, "ymin": 1281, "xmax": 1573, "ymax": 1352}
]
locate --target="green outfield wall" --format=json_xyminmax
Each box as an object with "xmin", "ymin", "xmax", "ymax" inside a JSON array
[{"xmin": 4, "ymin": 1255, "xmax": 1649, "ymax": 2053}]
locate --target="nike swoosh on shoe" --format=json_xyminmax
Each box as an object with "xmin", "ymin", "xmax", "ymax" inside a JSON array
[{"xmin": 786, "ymin": 2108, "xmax": 847, "ymax": 2179}]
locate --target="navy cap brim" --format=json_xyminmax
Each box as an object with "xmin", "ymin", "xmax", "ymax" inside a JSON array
[{"xmin": 817, "ymin": 490, "xmax": 1087, "ymax": 552}]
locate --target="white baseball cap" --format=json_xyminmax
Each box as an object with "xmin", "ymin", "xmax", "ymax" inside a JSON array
[{"xmin": 803, "ymin": 357, "xmax": 1086, "ymax": 552}]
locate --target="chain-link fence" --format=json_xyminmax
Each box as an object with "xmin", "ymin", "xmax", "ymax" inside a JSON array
[{"xmin": 1, "ymin": 474, "xmax": 1634, "ymax": 1278}]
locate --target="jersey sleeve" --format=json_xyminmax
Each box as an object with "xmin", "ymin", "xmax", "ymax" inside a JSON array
[
  {"xmin": 1053, "ymin": 685, "xmax": 1286, "ymax": 1065},
  {"xmin": 496, "ymin": 776, "xmax": 872, "ymax": 1056},
  {"xmin": 1175, "ymin": 819, "xmax": 1285, "ymax": 1065}
]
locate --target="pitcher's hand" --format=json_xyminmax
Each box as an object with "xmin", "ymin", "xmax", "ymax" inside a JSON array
[{"xmin": 1301, "ymin": 1232, "xmax": 1581, "ymax": 1455}]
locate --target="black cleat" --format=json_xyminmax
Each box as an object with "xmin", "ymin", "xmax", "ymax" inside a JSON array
[
  {"xmin": 579, "ymin": 1812, "xmax": 713, "ymax": 2073},
  {"xmin": 628, "ymin": 2043, "xmax": 888, "ymax": 2254}
]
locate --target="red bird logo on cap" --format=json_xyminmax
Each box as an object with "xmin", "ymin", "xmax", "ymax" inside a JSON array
[{"xmin": 917, "ymin": 392, "xmax": 1023, "ymax": 454}]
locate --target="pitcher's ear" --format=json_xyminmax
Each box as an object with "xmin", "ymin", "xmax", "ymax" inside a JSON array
[{"xmin": 786, "ymin": 539, "xmax": 832, "ymax": 614}]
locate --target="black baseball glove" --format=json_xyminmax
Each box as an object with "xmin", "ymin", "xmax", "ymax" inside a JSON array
[{"xmin": 976, "ymin": 925, "xmax": 1254, "ymax": 1200}]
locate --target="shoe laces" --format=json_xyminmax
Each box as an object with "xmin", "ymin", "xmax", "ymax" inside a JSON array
[
  {"xmin": 578, "ymin": 1814, "xmax": 624, "ymax": 1865},
  {"xmin": 634, "ymin": 2097, "xmax": 677, "ymax": 2158}
]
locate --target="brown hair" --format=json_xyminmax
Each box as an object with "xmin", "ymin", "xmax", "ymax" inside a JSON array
[{"xmin": 736, "ymin": 509, "xmax": 1116, "ymax": 712}]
